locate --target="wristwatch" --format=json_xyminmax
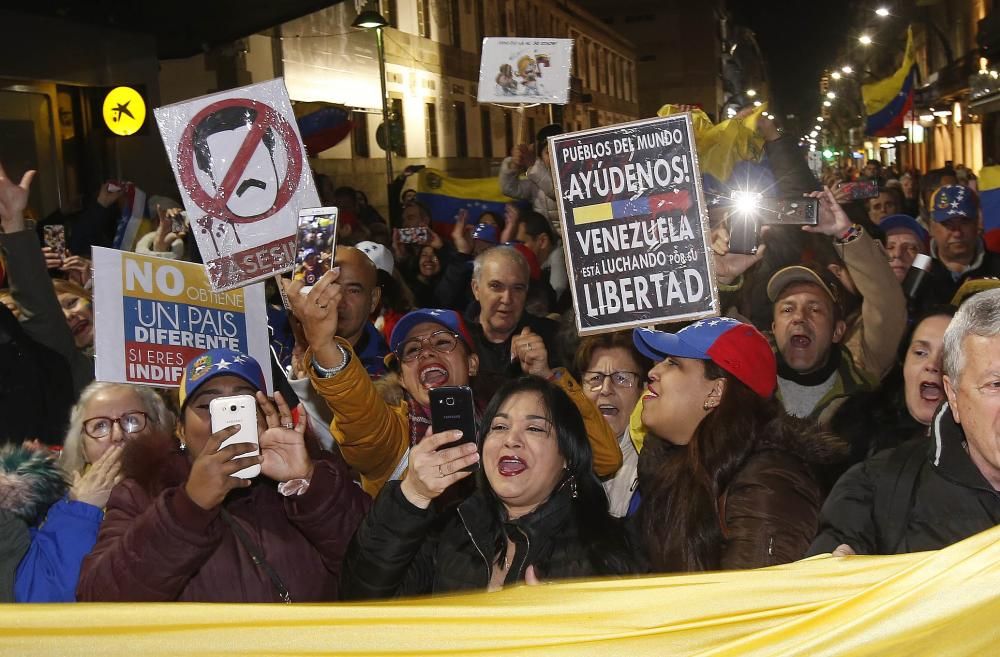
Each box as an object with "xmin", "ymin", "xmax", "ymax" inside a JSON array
[{"xmin": 311, "ymin": 344, "xmax": 350, "ymax": 378}]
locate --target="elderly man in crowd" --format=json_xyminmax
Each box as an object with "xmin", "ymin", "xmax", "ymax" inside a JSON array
[
  {"xmin": 467, "ymin": 245, "xmax": 561, "ymax": 401},
  {"xmin": 916, "ymin": 185, "xmax": 1000, "ymax": 309},
  {"xmin": 879, "ymin": 214, "xmax": 930, "ymax": 284},
  {"xmin": 809, "ymin": 289, "xmax": 1000, "ymax": 555}
]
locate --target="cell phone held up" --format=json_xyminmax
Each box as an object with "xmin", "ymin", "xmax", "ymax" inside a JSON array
[
  {"xmin": 209, "ymin": 395, "xmax": 261, "ymax": 479},
  {"xmin": 43, "ymin": 225, "xmax": 66, "ymax": 258},
  {"xmin": 838, "ymin": 180, "xmax": 880, "ymax": 201},
  {"xmin": 398, "ymin": 227, "xmax": 429, "ymax": 244},
  {"xmin": 429, "ymin": 386, "xmax": 479, "ymax": 473},
  {"xmin": 758, "ymin": 197, "xmax": 819, "ymax": 226}
]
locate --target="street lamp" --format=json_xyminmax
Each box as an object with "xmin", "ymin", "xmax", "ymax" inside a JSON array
[
  {"xmin": 826, "ymin": 91, "xmax": 836, "ymax": 99},
  {"xmin": 859, "ymin": 34, "xmax": 873, "ymax": 46},
  {"xmin": 352, "ymin": 8, "xmax": 393, "ymax": 186},
  {"xmin": 875, "ymin": 7, "xmax": 890, "ymax": 17},
  {"xmin": 831, "ymin": 71, "xmax": 842, "ymax": 80},
  {"xmin": 746, "ymin": 89, "xmax": 758, "ymax": 98},
  {"xmin": 841, "ymin": 65, "xmax": 853, "ymax": 74}
]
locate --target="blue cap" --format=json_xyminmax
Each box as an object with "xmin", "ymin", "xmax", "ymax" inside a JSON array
[
  {"xmin": 879, "ymin": 214, "xmax": 929, "ymax": 245},
  {"xmin": 388, "ymin": 309, "xmax": 475, "ymax": 355},
  {"xmin": 178, "ymin": 349, "xmax": 266, "ymax": 409},
  {"xmin": 472, "ymin": 223, "xmax": 499, "ymax": 244},
  {"xmin": 633, "ymin": 318, "xmax": 776, "ymax": 398},
  {"xmin": 930, "ymin": 185, "xmax": 978, "ymax": 222}
]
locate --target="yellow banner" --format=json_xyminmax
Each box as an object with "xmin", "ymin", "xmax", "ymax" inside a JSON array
[{"xmin": 4, "ymin": 524, "xmax": 1000, "ymax": 656}]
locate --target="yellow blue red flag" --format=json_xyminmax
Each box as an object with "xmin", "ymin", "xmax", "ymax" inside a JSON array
[
  {"xmin": 862, "ymin": 27, "xmax": 917, "ymax": 137},
  {"xmin": 413, "ymin": 168, "xmax": 521, "ymax": 231}
]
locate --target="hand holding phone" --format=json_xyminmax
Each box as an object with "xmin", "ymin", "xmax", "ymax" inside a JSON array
[
  {"xmin": 430, "ymin": 386, "xmax": 479, "ymax": 473},
  {"xmin": 400, "ymin": 423, "xmax": 480, "ymax": 508},
  {"xmin": 210, "ymin": 395, "xmax": 261, "ymax": 479}
]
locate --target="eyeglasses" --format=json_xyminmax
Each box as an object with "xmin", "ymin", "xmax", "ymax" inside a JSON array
[
  {"xmin": 83, "ymin": 411, "xmax": 148, "ymax": 439},
  {"xmin": 397, "ymin": 330, "xmax": 461, "ymax": 362},
  {"xmin": 582, "ymin": 371, "xmax": 642, "ymax": 391}
]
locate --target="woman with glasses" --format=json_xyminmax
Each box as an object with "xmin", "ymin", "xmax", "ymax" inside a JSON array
[
  {"xmin": 573, "ymin": 331, "xmax": 651, "ymax": 517},
  {"xmin": 286, "ymin": 269, "xmax": 617, "ymax": 498},
  {"xmin": 7, "ymin": 382, "xmax": 172, "ymax": 601},
  {"xmin": 78, "ymin": 348, "xmax": 371, "ymax": 602}
]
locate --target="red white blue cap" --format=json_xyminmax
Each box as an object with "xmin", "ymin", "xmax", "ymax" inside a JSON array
[
  {"xmin": 930, "ymin": 185, "xmax": 978, "ymax": 222},
  {"xmin": 389, "ymin": 309, "xmax": 475, "ymax": 356},
  {"xmin": 178, "ymin": 349, "xmax": 266, "ymax": 409},
  {"xmin": 633, "ymin": 318, "xmax": 776, "ymax": 398}
]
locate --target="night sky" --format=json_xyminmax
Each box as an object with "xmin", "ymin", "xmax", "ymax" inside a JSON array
[{"xmin": 731, "ymin": 0, "xmax": 856, "ymax": 131}]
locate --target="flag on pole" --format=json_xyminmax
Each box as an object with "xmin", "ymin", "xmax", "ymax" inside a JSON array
[{"xmin": 862, "ymin": 27, "xmax": 917, "ymax": 137}]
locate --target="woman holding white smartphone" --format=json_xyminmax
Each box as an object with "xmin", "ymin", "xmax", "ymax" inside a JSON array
[{"xmin": 77, "ymin": 348, "xmax": 371, "ymax": 603}]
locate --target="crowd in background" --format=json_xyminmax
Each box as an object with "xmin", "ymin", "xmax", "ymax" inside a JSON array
[{"xmin": 3, "ymin": 111, "xmax": 1000, "ymax": 604}]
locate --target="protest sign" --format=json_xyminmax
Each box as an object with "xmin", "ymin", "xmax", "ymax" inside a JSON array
[
  {"xmin": 477, "ymin": 38, "xmax": 572, "ymax": 104},
  {"xmin": 154, "ymin": 78, "xmax": 320, "ymax": 292},
  {"xmin": 549, "ymin": 115, "xmax": 719, "ymax": 335},
  {"xmin": 92, "ymin": 247, "xmax": 272, "ymax": 392}
]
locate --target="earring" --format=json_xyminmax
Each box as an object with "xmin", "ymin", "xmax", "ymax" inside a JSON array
[
  {"xmin": 569, "ymin": 475, "xmax": 578, "ymax": 499},
  {"xmin": 179, "ymin": 441, "xmax": 187, "ymax": 451},
  {"xmin": 703, "ymin": 401, "xmax": 713, "ymax": 411}
]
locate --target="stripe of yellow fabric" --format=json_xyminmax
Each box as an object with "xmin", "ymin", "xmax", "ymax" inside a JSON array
[
  {"xmin": 6, "ymin": 524, "xmax": 1000, "ymax": 655},
  {"xmin": 574, "ymin": 203, "xmax": 614, "ymax": 224}
]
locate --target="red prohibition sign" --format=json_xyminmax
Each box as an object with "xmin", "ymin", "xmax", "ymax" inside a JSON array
[{"xmin": 176, "ymin": 97, "xmax": 303, "ymax": 224}]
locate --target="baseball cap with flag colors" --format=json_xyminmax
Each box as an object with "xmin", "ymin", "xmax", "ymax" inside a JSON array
[
  {"xmin": 178, "ymin": 348, "xmax": 266, "ymax": 410},
  {"xmin": 633, "ymin": 317, "xmax": 776, "ymax": 398}
]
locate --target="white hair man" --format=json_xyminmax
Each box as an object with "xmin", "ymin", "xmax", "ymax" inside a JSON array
[{"xmin": 809, "ymin": 289, "xmax": 1000, "ymax": 555}]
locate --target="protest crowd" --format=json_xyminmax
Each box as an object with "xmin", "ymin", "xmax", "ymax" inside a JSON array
[{"xmin": 4, "ymin": 84, "xmax": 1000, "ymax": 612}]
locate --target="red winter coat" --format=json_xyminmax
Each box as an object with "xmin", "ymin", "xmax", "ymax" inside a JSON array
[{"xmin": 77, "ymin": 448, "xmax": 370, "ymax": 602}]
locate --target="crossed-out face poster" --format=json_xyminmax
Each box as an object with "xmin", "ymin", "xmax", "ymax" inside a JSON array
[
  {"xmin": 92, "ymin": 247, "xmax": 272, "ymax": 392},
  {"xmin": 154, "ymin": 78, "xmax": 320, "ymax": 292},
  {"xmin": 549, "ymin": 115, "xmax": 720, "ymax": 335},
  {"xmin": 477, "ymin": 38, "xmax": 573, "ymax": 104}
]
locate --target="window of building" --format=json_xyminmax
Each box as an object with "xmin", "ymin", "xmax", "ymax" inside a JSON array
[
  {"xmin": 418, "ymin": 0, "xmax": 432, "ymax": 38},
  {"xmin": 481, "ymin": 108, "xmax": 493, "ymax": 157},
  {"xmin": 450, "ymin": 0, "xmax": 462, "ymax": 48},
  {"xmin": 352, "ymin": 111, "xmax": 370, "ymax": 157},
  {"xmin": 381, "ymin": 0, "xmax": 398, "ymax": 29},
  {"xmin": 475, "ymin": 0, "xmax": 485, "ymax": 47},
  {"xmin": 589, "ymin": 109, "xmax": 599, "ymax": 128},
  {"xmin": 455, "ymin": 101, "xmax": 468, "ymax": 157},
  {"xmin": 391, "ymin": 97, "xmax": 407, "ymax": 157},
  {"xmin": 426, "ymin": 102, "xmax": 439, "ymax": 157}
]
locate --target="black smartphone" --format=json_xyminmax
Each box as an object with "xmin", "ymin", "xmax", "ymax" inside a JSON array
[
  {"xmin": 727, "ymin": 212, "xmax": 759, "ymax": 255},
  {"xmin": 838, "ymin": 181, "xmax": 880, "ymax": 201},
  {"xmin": 759, "ymin": 197, "xmax": 819, "ymax": 225},
  {"xmin": 429, "ymin": 386, "xmax": 479, "ymax": 472}
]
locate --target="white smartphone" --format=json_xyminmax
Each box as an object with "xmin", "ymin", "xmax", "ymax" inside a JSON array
[{"xmin": 209, "ymin": 395, "xmax": 261, "ymax": 479}]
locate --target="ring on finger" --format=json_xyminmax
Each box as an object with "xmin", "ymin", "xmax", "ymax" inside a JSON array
[
  {"xmin": 282, "ymin": 421, "xmax": 294, "ymax": 429},
  {"xmin": 438, "ymin": 464, "xmax": 445, "ymax": 478}
]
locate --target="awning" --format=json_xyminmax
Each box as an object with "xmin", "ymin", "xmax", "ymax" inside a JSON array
[{"xmin": 14, "ymin": 1, "xmax": 347, "ymax": 59}]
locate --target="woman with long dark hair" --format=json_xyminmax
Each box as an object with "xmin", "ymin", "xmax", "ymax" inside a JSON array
[
  {"xmin": 341, "ymin": 376, "xmax": 634, "ymax": 598},
  {"xmin": 633, "ymin": 318, "xmax": 845, "ymax": 572}
]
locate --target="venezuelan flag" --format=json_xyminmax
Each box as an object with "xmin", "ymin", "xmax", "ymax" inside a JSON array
[
  {"xmin": 863, "ymin": 28, "xmax": 917, "ymax": 137},
  {"xmin": 573, "ymin": 190, "xmax": 692, "ymax": 225},
  {"xmin": 979, "ymin": 165, "xmax": 1000, "ymax": 253},
  {"xmin": 293, "ymin": 102, "xmax": 353, "ymax": 157},
  {"xmin": 413, "ymin": 168, "xmax": 523, "ymax": 232}
]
